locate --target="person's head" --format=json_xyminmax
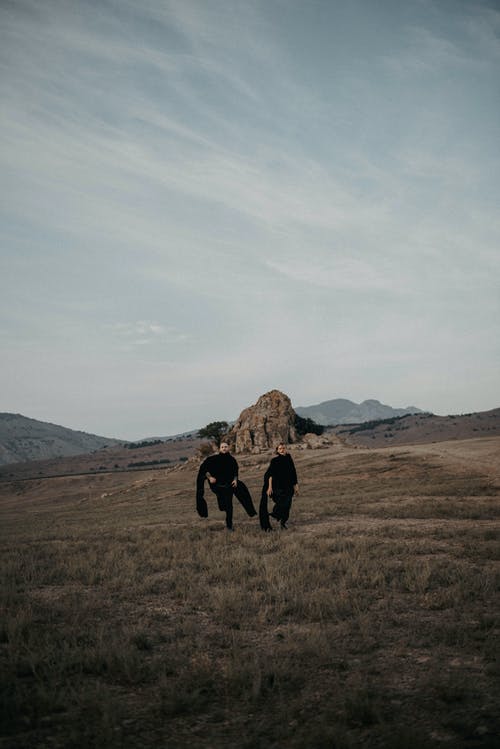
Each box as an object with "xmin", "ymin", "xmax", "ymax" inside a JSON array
[
  {"xmin": 276, "ymin": 442, "xmax": 287, "ymax": 455},
  {"xmin": 219, "ymin": 442, "xmax": 230, "ymax": 454}
]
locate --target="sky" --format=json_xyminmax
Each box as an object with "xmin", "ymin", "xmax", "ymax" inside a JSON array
[{"xmin": 1, "ymin": 0, "xmax": 499, "ymax": 440}]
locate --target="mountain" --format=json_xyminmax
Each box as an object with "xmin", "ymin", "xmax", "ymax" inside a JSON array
[
  {"xmin": 0, "ymin": 413, "xmax": 123, "ymax": 466},
  {"xmin": 295, "ymin": 398, "xmax": 423, "ymax": 425},
  {"xmin": 330, "ymin": 407, "xmax": 500, "ymax": 447}
]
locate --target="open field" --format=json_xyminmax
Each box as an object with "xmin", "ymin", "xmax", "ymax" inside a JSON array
[
  {"xmin": 0, "ymin": 437, "xmax": 202, "ymax": 482},
  {"xmin": 1, "ymin": 437, "xmax": 499, "ymax": 748}
]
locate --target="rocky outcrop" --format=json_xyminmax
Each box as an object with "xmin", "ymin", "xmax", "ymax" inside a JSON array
[
  {"xmin": 294, "ymin": 432, "xmax": 341, "ymax": 450},
  {"xmin": 229, "ymin": 390, "xmax": 298, "ymax": 454}
]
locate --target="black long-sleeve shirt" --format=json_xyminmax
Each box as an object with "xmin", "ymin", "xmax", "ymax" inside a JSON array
[
  {"xmin": 268, "ymin": 453, "xmax": 297, "ymax": 492},
  {"xmin": 202, "ymin": 453, "xmax": 238, "ymax": 486}
]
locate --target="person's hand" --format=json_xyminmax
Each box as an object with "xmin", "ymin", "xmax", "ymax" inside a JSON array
[
  {"xmin": 231, "ymin": 479, "xmax": 237, "ymax": 488},
  {"xmin": 208, "ymin": 477, "xmax": 216, "ymax": 484},
  {"xmin": 267, "ymin": 488, "xmax": 273, "ymax": 497}
]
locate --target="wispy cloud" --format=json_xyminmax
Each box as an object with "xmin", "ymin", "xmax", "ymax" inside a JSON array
[
  {"xmin": 107, "ymin": 321, "xmax": 189, "ymax": 347},
  {"xmin": 265, "ymin": 257, "xmax": 402, "ymax": 292},
  {"xmin": 1, "ymin": 0, "xmax": 499, "ymax": 436}
]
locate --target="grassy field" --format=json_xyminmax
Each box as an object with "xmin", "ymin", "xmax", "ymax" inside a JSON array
[{"xmin": 1, "ymin": 439, "xmax": 499, "ymax": 748}]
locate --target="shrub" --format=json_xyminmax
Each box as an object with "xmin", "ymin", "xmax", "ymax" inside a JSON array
[{"xmin": 294, "ymin": 415, "xmax": 324, "ymax": 436}]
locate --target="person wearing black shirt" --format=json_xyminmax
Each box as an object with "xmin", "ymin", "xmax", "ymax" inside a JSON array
[
  {"xmin": 266, "ymin": 442, "xmax": 299, "ymax": 529},
  {"xmin": 196, "ymin": 443, "xmax": 257, "ymax": 528},
  {"xmin": 202, "ymin": 441, "xmax": 239, "ymax": 530}
]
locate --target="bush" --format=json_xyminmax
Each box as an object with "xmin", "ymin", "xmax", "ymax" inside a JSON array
[
  {"xmin": 294, "ymin": 415, "xmax": 324, "ymax": 436},
  {"xmin": 126, "ymin": 440, "xmax": 162, "ymax": 450},
  {"xmin": 198, "ymin": 442, "xmax": 215, "ymax": 459}
]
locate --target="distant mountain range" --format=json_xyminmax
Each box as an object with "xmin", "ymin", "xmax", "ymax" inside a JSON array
[
  {"xmin": 0, "ymin": 413, "xmax": 122, "ymax": 467},
  {"xmin": 0, "ymin": 399, "xmax": 424, "ymax": 467},
  {"xmin": 295, "ymin": 398, "xmax": 423, "ymax": 425}
]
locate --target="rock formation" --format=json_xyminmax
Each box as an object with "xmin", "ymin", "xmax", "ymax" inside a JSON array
[
  {"xmin": 294, "ymin": 432, "xmax": 341, "ymax": 450},
  {"xmin": 229, "ymin": 390, "xmax": 298, "ymax": 454}
]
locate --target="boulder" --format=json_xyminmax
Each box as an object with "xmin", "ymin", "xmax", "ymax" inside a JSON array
[
  {"xmin": 294, "ymin": 432, "xmax": 341, "ymax": 450},
  {"xmin": 229, "ymin": 390, "xmax": 298, "ymax": 454}
]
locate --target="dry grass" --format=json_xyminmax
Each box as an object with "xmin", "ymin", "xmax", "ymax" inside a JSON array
[{"xmin": 1, "ymin": 440, "xmax": 499, "ymax": 748}]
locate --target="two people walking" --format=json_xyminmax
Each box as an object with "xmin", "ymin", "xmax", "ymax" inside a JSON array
[{"xmin": 196, "ymin": 441, "xmax": 299, "ymax": 531}]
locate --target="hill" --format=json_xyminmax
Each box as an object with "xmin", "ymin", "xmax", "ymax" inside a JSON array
[
  {"xmin": 295, "ymin": 398, "xmax": 422, "ymax": 425},
  {"xmin": 0, "ymin": 413, "xmax": 123, "ymax": 466},
  {"xmin": 0, "ymin": 432, "xmax": 202, "ymax": 481},
  {"xmin": 331, "ymin": 407, "xmax": 500, "ymax": 447},
  {"xmin": 3, "ymin": 402, "xmax": 499, "ymax": 480}
]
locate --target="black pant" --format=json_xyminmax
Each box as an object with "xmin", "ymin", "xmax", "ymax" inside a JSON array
[
  {"xmin": 271, "ymin": 489, "xmax": 293, "ymax": 523},
  {"xmin": 214, "ymin": 484, "xmax": 234, "ymax": 528}
]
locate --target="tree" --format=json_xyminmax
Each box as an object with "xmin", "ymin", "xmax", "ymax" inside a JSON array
[
  {"xmin": 294, "ymin": 414, "xmax": 324, "ymax": 436},
  {"xmin": 197, "ymin": 421, "xmax": 229, "ymax": 446}
]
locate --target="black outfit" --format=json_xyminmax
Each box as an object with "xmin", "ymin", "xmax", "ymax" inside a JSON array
[
  {"xmin": 267, "ymin": 453, "xmax": 298, "ymax": 527},
  {"xmin": 259, "ymin": 466, "xmax": 273, "ymax": 531},
  {"xmin": 196, "ymin": 453, "xmax": 256, "ymax": 528}
]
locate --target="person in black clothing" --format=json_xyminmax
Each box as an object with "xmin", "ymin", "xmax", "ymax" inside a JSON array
[
  {"xmin": 196, "ymin": 443, "xmax": 257, "ymax": 529},
  {"xmin": 201, "ymin": 441, "xmax": 239, "ymax": 530},
  {"xmin": 266, "ymin": 442, "xmax": 299, "ymax": 529}
]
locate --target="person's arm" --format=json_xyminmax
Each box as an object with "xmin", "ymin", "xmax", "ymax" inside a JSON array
[
  {"xmin": 231, "ymin": 456, "xmax": 238, "ymax": 487},
  {"xmin": 290, "ymin": 456, "xmax": 299, "ymax": 495},
  {"xmin": 201, "ymin": 458, "xmax": 216, "ymax": 484},
  {"xmin": 266, "ymin": 458, "xmax": 274, "ymax": 496}
]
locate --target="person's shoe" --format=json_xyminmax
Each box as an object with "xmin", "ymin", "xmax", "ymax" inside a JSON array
[
  {"xmin": 226, "ymin": 524, "xmax": 234, "ymax": 531},
  {"xmin": 280, "ymin": 521, "xmax": 288, "ymax": 530}
]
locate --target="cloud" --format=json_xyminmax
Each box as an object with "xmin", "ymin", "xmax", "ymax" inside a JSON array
[
  {"xmin": 265, "ymin": 257, "xmax": 402, "ymax": 292},
  {"xmin": 107, "ymin": 321, "xmax": 189, "ymax": 347},
  {"xmin": 1, "ymin": 0, "xmax": 499, "ymax": 435}
]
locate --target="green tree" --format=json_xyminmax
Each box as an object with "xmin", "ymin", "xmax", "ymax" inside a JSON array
[
  {"xmin": 294, "ymin": 414, "xmax": 325, "ymax": 436},
  {"xmin": 197, "ymin": 421, "xmax": 229, "ymax": 446}
]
